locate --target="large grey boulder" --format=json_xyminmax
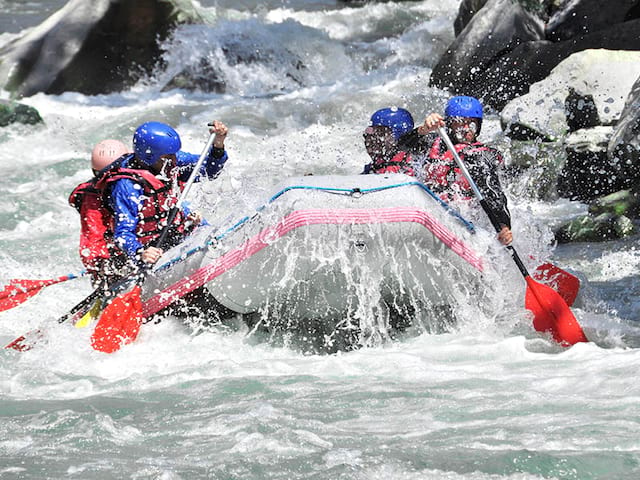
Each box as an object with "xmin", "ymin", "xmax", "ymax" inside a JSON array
[
  {"xmin": 453, "ymin": 0, "xmax": 490, "ymax": 36},
  {"xmin": 0, "ymin": 0, "xmax": 205, "ymax": 98},
  {"xmin": 546, "ymin": 0, "xmax": 640, "ymax": 41},
  {"xmin": 429, "ymin": 0, "xmax": 545, "ymax": 97},
  {"xmin": 608, "ymin": 75, "xmax": 640, "ymax": 187},
  {"xmin": 467, "ymin": 20, "xmax": 640, "ymax": 110},
  {"xmin": 474, "ymin": 19, "xmax": 640, "ymax": 109},
  {"xmin": 432, "ymin": 0, "xmax": 640, "ymax": 111},
  {"xmin": 500, "ymin": 49, "xmax": 640, "ymax": 141}
]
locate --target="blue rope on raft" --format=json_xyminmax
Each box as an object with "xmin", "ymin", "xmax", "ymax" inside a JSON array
[{"xmin": 155, "ymin": 181, "xmax": 475, "ymax": 273}]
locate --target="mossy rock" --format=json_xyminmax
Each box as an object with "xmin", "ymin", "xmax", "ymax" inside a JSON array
[
  {"xmin": 555, "ymin": 212, "xmax": 635, "ymax": 243},
  {"xmin": 589, "ymin": 189, "xmax": 640, "ymax": 219},
  {"xmin": 0, "ymin": 100, "xmax": 43, "ymax": 127}
]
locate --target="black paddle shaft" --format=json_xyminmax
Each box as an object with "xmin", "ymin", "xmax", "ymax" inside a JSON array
[
  {"xmin": 479, "ymin": 198, "xmax": 530, "ymax": 279},
  {"xmin": 437, "ymin": 127, "xmax": 531, "ymax": 280}
]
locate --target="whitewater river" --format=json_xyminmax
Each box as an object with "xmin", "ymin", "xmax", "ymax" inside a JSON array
[{"xmin": 1, "ymin": 1, "xmax": 640, "ymax": 478}]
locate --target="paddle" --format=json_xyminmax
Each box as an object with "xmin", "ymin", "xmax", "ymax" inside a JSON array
[
  {"xmin": 532, "ymin": 262, "xmax": 580, "ymax": 307},
  {"xmin": 437, "ymin": 127, "xmax": 588, "ymax": 345},
  {"xmin": 0, "ymin": 271, "xmax": 86, "ymax": 312},
  {"xmin": 90, "ymin": 130, "xmax": 218, "ymax": 353},
  {"xmin": 5, "ymin": 287, "xmax": 104, "ymax": 351}
]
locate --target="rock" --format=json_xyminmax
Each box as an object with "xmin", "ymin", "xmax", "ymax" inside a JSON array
[
  {"xmin": 500, "ymin": 49, "xmax": 640, "ymax": 141},
  {"xmin": 429, "ymin": 0, "xmax": 545, "ymax": 98},
  {"xmin": 546, "ymin": 0, "xmax": 640, "ymax": 42},
  {"xmin": 556, "ymin": 126, "xmax": 622, "ymax": 201},
  {"xmin": 507, "ymin": 140, "xmax": 566, "ymax": 200},
  {"xmin": 453, "ymin": 0, "xmax": 489, "ymax": 36},
  {"xmin": 469, "ymin": 19, "xmax": 640, "ymax": 110},
  {"xmin": 608, "ymin": 74, "xmax": 640, "ymax": 187},
  {"xmin": 555, "ymin": 212, "xmax": 635, "ymax": 243},
  {"xmin": 0, "ymin": 99, "xmax": 43, "ymax": 126},
  {"xmin": 565, "ymin": 86, "xmax": 600, "ymax": 132},
  {"xmin": 589, "ymin": 188, "xmax": 640, "ymax": 218},
  {"xmin": 0, "ymin": 0, "xmax": 205, "ymax": 97}
]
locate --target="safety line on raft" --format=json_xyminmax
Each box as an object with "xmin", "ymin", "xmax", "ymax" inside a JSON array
[{"xmin": 154, "ymin": 181, "xmax": 475, "ymax": 274}]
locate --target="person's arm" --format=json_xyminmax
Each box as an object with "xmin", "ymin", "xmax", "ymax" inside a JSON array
[
  {"xmin": 176, "ymin": 120, "xmax": 229, "ymax": 181},
  {"xmin": 467, "ymin": 149, "xmax": 512, "ymax": 242},
  {"xmin": 397, "ymin": 128, "xmax": 438, "ymax": 158},
  {"xmin": 110, "ymin": 179, "xmax": 144, "ymax": 260}
]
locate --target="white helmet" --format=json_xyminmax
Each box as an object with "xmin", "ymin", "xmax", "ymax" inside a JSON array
[{"xmin": 91, "ymin": 139, "xmax": 128, "ymax": 171}]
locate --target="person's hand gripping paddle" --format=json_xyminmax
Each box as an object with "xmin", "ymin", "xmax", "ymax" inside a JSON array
[
  {"xmin": 90, "ymin": 130, "xmax": 218, "ymax": 353},
  {"xmin": 437, "ymin": 127, "xmax": 588, "ymax": 346}
]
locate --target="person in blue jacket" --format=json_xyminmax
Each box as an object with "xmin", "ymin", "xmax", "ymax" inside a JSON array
[{"xmin": 96, "ymin": 120, "xmax": 229, "ymax": 268}]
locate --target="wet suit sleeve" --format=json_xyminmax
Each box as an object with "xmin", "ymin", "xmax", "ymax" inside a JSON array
[
  {"xmin": 397, "ymin": 129, "xmax": 436, "ymax": 156},
  {"xmin": 466, "ymin": 149, "xmax": 511, "ymax": 229},
  {"xmin": 176, "ymin": 146, "xmax": 228, "ymax": 183},
  {"xmin": 110, "ymin": 179, "xmax": 145, "ymax": 259}
]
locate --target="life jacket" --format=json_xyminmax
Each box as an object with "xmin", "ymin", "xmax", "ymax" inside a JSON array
[
  {"xmin": 371, "ymin": 151, "xmax": 414, "ymax": 175},
  {"xmin": 69, "ymin": 180, "xmax": 102, "ymax": 214},
  {"xmin": 422, "ymin": 137, "xmax": 499, "ymax": 201},
  {"xmin": 69, "ymin": 180, "xmax": 124, "ymax": 270},
  {"xmin": 95, "ymin": 163, "xmax": 192, "ymax": 247}
]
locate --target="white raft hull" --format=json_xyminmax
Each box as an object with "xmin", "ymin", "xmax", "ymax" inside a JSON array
[{"xmin": 141, "ymin": 174, "xmax": 491, "ymax": 350}]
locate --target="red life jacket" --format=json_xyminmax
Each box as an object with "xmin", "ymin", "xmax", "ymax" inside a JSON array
[
  {"xmin": 422, "ymin": 137, "xmax": 498, "ymax": 201},
  {"xmin": 95, "ymin": 165, "xmax": 191, "ymax": 247},
  {"xmin": 371, "ymin": 151, "xmax": 414, "ymax": 175},
  {"xmin": 68, "ymin": 180, "xmax": 119, "ymax": 270}
]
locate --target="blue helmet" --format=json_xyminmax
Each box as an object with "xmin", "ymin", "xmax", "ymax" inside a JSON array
[
  {"xmin": 445, "ymin": 96, "xmax": 483, "ymax": 120},
  {"xmin": 369, "ymin": 107, "xmax": 414, "ymax": 141},
  {"xmin": 133, "ymin": 121, "xmax": 182, "ymax": 165}
]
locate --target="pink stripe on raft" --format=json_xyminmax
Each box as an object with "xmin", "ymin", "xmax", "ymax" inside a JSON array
[{"xmin": 142, "ymin": 208, "xmax": 483, "ymax": 317}]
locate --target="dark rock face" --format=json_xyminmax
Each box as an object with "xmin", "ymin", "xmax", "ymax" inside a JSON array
[
  {"xmin": 0, "ymin": 0, "xmax": 203, "ymax": 97},
  {"xmin": 609, "ymin": 75, "xmax": 640, "ymax": 190},
  {"xmin": 474, "ymin": 19, "xmax": 640, "ymax": 110},
  {"xmin": 565, "ymin": 87, "xmax": 600, "ymax": 132},
  {"xmin": 432, "ymin": 0, "xmax": 640, "ymax": 110},
  {"xmin": 546, "ymin": 0, "xmax": 640, "ymax": 42},
  {"xmin": 454, "ymin": 0, "xmax": 489, "ymax": 36},
  {"xmin": 557, "ymin": 147, "xmax": 622, "ymax": 201},
  {"xmin": 430, "ymin": 0, "xmax": 545, "ymax": 103}
]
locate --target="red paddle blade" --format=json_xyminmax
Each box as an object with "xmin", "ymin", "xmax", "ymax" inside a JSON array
[
  {"xmin": 5, "ymin": 330, "xmax": 45, "ymax": 351},
  {"xmin": 5, "ymin": 297, "xmax": 96, "ymax": 351},
  {"xmin": 91, "ymin": 286, "xmax": 143, "ymax": 353},
  {"xmin": 525, "ymin": 276, "xmax": 588, "ymax": 346},
  {"xmin": 532, "ymin": 263, "xmax": 580, "ymax": 307},
  {"xmin": 0, "ymin": 278, "xmax": 60, "ymax": 312}
]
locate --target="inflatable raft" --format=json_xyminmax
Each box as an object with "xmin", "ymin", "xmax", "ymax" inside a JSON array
[{"xmin": 142, "ymin": 174, "xmax": 495, "ymax": 351}]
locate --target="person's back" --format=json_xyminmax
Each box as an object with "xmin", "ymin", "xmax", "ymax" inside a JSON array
[
  {"xmin": 69, "ymin": 139, "xmax": 129, "ymax": 284},
  {"xmin": 362, "ymin": 107, "xmax": 414, "ymax": 175}
]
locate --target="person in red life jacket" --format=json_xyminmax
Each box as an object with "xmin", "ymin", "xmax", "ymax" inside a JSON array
[
  {"xmin": 362, "ymin": 107, "xmax": 415, "ymax": 175},
  {"xmin": 98, "ymin": 120, "xmax": 229, "ymax": 268},
  {"xmin": 68, "ymin": 139, "xmax": 130, "ymax": 285},
  {"xmin": 399, "ymin": 96, "xmax": 513, "ymax": 245}
]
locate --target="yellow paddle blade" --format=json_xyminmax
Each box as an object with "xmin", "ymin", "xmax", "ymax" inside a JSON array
[{"xmin": 75, "ymin": 298, "xmax": 102, "ymax": 328}]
